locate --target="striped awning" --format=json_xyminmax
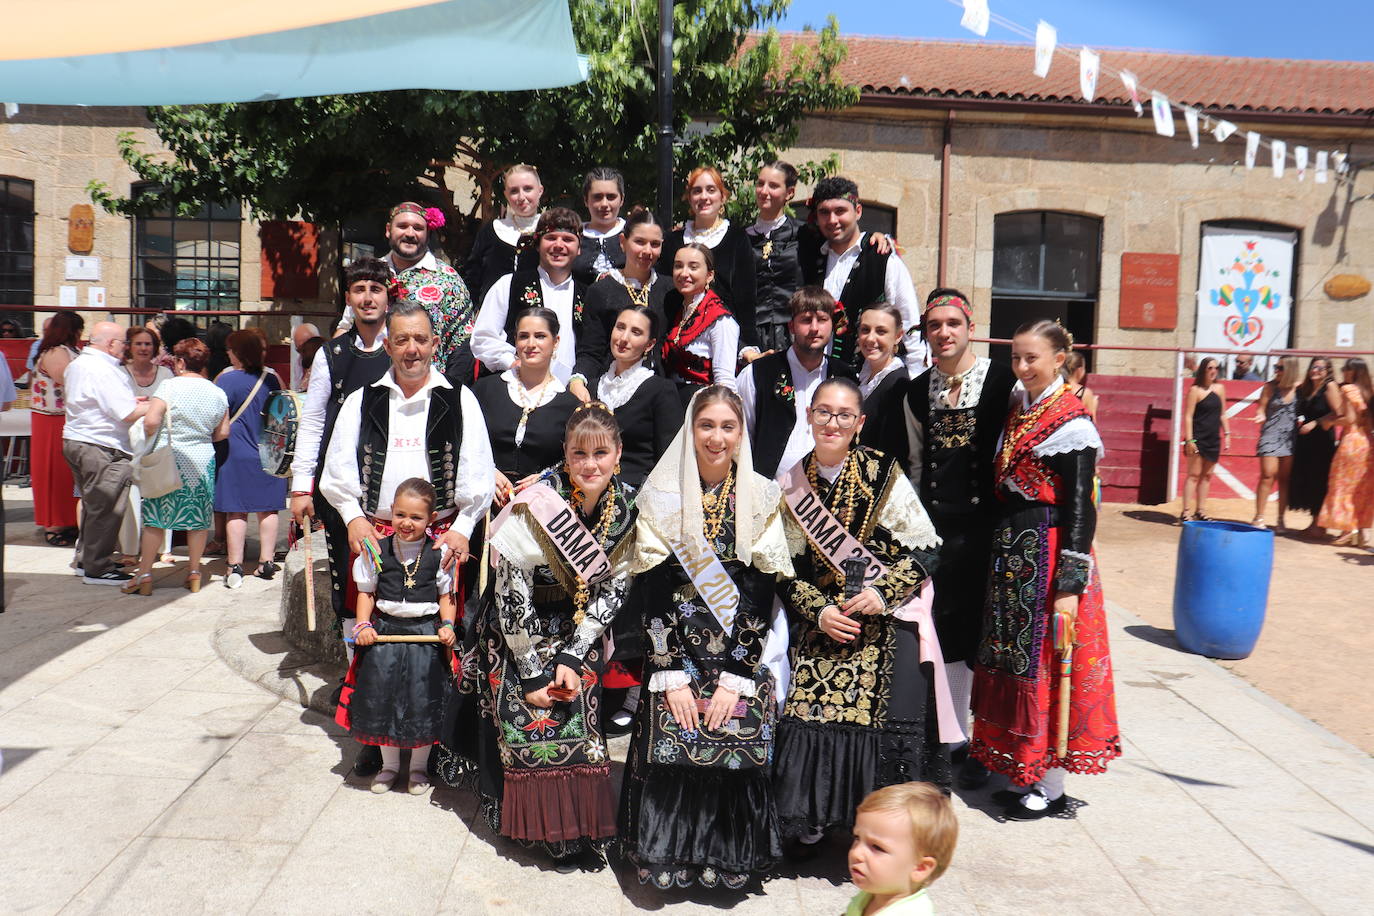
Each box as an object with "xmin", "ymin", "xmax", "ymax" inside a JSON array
[{"xmin": 0, "ymin": 0, "xmax": 585, "ymax": 105}]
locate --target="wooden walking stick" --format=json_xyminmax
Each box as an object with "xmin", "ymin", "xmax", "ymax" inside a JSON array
[
  {"xmin": 303, "ymin": 528, "xmax": 317, "ymax": 632},
  {"xmin": 1054, "ymin": 609, "xmax": 1075, "ymax": 758}
]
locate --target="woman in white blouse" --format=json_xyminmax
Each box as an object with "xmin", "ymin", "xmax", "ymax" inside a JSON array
[
  {"xmin": 856, "ymin": 303, "xmax": 910, "ymax": 451},
  {"xmin": 463, "ymin": 163, "xmax": 544, "ymax": 302}
]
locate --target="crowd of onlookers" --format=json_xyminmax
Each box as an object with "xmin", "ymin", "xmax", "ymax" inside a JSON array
[
  {"xmin": 1182, "ymin": 353, "xmax": 1373, "ymax": 544},
  {"xmin": 22, "ymin": 312, "xmax": 288, "ymax": 591}
]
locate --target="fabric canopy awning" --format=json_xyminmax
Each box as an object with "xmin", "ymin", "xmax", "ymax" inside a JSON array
[{"xmin": 0, "ymin": 0, "xmax": 585, "ymax": 105}]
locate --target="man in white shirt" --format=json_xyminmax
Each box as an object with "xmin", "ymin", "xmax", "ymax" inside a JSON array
[
  {"xmin": 61, "ymin": 322, "xmax": 149, "ymax": 584},
  {"xmin": 736, "ymin": 286, "xmax": 857, "ymax": 480},
  {"xmin": 320, "ymin": 301, "xmax": 493, "ymax": 595},
  {"xmin": 290, "ymin": 259, "xmax": 393, "ymax": 625},
  {"xmin": 470, "ymin": 208, "xmax": 584, "ymax": 383},
  {"xmin": 804, "ymin": 176, "xmax": 927, "ymax": 373}
]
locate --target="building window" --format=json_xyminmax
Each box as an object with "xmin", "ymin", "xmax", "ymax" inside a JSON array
[
  {"xmin": 990, "ymin": 211, "xmax": 1102, "ymax": 366},
  {"xmin": 132, "ymin": 188, "xmax": 241, "ymax": 319},
  {"xmin": 0, "ymin": 177, "xmax": 35, "ymax": 334},
  {"xmin": 790, "ymin": 200, "xmax": 898, "ymax": 241}
]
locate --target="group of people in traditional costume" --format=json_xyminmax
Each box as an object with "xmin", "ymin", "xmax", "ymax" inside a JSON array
[{"xmin": 287, "ymin": 160, "xmax": 1120, "ymax": 890}]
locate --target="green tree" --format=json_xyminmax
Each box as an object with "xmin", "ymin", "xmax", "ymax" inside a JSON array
[{"xmin": 90, "ymin": 0, "xmax": 855, "ymax": 243}]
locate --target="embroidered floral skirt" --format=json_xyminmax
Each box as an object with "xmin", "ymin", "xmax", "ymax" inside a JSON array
[
  {"xmin": 773, "ymin": 621, "xmax": 950, "ymax": 835},
  {"xmin": 970, "ymin": 505, "xmax": 1121, "ymax": 786},
  {"xmin": 438, "ymin": 593, "xmax": 615, "ymax": 854}
]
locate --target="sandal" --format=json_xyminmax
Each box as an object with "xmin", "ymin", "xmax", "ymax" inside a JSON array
[
  {"xmin": 120, "ymin": 573, "xmax": 153, "ymax": 596},
  {"xmin": 43, "ymin": 530, "xmax": 76, "ymax": 548},
  {"xmin": 1250, "ymin": 517, "xmax": 1268, "ymax": 529},
  {"xmin": 183, "ymin": 570, "xmax": 203, "ymax": 593}
]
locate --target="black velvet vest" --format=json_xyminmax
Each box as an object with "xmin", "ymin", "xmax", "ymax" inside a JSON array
[
  {"xmin": 905, "ymin": 360, "xmax": 1016, "ymax": 517},
  {"xmin": 749, "ymin": 350, "xmax": 857, "ymax": 479},
  {"xmin": 504, "ymin": 268, "xmax": 588, "ymax": 342},
  {"xmin": 357, "ymin": 382, "xmax": 465, "ymax": 516},
  {"xmin": 319, "ymin": 333, "xmax": 391, "ymax": 468},
  {"xmin": 802, "ymin": 234, "xmax": 890, "ymax": 367},
  {"xmin": 572, "ymin": 232, "xmax": 625, "ymax": 287},
  {"xmin": 376, "ymin": 534, "xmax": 442, "ymax": 604}
]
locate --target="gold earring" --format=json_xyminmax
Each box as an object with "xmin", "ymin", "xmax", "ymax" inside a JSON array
[{"xmin": 614, "ymin": 462, "xmax": 622, "ymax": 475}]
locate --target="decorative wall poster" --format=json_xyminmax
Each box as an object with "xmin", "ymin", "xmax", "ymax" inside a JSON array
[
  {"xmin": 1034, "ymin": 21, "xmax": 1056, "ymax": 77},
  {"xmin": 1245, "ymin": 132, "xmax": 1260, "ymax": 169},
  {"xmin": 961, "ymin": 0, "xmax": 989, "ymax": 36},
  {"xmin": 1316, "ymin": 150, "xmax": 1329, "ymax": 184},
  {"xmin": 1197, "ymin": 226, "xmax": 1296, "ymax": 353},
  {"xmin": 1271, "ymin": 139, "xmax": 1286, "ymax": 178},
  {"xmin": 1079, "ymin": 47, "xmax": 1099, "ymax": 100},
  {"xmin": 1183, "ymin": 107, "xmax": 1200, "ymax": 149},
  {"xmin": 1150, "ymin": 92, "xmax": 1175, "ymax": 137},
  {"xmin": 1119, "ymin": 253, "xmax": 1179, "ymax": 329}
]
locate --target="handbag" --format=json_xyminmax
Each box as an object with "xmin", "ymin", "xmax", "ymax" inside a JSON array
[
  {"xmin": 645, "ymin": 673, "xmax": 775, "ymax": 771},
  {"xmin": 136, "ymin": 405, "xmax": 181, "ymax": 499}
]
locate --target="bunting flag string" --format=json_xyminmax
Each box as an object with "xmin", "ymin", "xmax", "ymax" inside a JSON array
[{"xmin": 937, "ymin": 0, "xmax": 1354, "ymax": 188}]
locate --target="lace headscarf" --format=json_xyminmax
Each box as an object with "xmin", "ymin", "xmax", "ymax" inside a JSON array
[{"xmin": 638, "ymin": 386, "xmax": 778, "ymax": 568}]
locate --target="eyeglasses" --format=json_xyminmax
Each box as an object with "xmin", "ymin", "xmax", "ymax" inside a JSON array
[{"xmin": 809, "ymin": 407, "xmax": 860, "ymax": 429}]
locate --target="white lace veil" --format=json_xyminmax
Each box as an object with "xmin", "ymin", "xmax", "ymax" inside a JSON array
[{"xmin": 638, "ymin": 385, "xmax": 772, "ymax": 567}]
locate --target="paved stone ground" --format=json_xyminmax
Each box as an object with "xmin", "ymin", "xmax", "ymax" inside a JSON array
[{"xmin": 2, "ymin": 487, "xmax": 1373, "ymax": 915}]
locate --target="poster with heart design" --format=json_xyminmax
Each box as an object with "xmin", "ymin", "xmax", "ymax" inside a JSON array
[{"xmin": 1196, "ymin": 225, "xmax": 1296, "ymax": 354}]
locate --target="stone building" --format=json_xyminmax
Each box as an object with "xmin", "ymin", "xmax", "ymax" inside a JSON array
[
  {"xmin": 2, "ymin": 36, "xmax": 1371, "ymax": 378},
  {"xmin": 781, "ymin": 37, "xmax": 1374, "ymax": 377}
]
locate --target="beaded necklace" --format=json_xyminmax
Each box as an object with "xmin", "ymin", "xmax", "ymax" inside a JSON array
[
  {"xmin": 700, "ymin": 465, "xmax": 735, "ymax": 542},
  {"xmin": 566, "ymin": 481, "xmax": 619, "ymax": 625},
  {"xmin": 807, "ymin": 451, "xmax": 875, "ymax": 532},
  {"xmin": 1000, "ymin": 384, "xmax": 1068, "ymax": 472},
  {"xmin": 668, "ymin": 293, "xmax": 704, "ymax": 349},
  {"xmin": 619, "ymin": 272, "xmax": 652, "ymax": 309},
  {"xmin": 514, "ymin": 372, "xmax": 554, "ymax": 443},
  {"xmin": 395, "ymin": 538, "xmax": 425, "ymax": 589}
]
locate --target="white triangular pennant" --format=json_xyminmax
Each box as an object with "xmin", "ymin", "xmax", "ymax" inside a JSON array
[
  {"xmin": 1183, "ymin": 108, "xmax": 1200, "ymax": 149},
  {"xmin": 1316, "ymin": 150, "xmax": 1329, "ymax": 184},
  {"xmin": 961, "ymin": 0, "xmax": 990, "ymax": 37},
  {"xmin": 1294, "ymin": 146, "xmax": 1308, "ymax": 181},
  {"xmin": 2, "ymin": 103, "xmax": 16, "ymax": 118},
  {"xmin": 1271, "ymin": 139, "xmax": 1286, "ymax": 178},
  {"xmin": 1213, "ymin": 119, "xmax": 1237, "ymax": 143},
  {"xmin": 1334, "ymin": 151, "xmax": 1349, "ymax": 174},
  {"xmin": 1079, "ymin": 48, "xmax": 1099, "ymax": 101},
  {"xmin": 1151, "ymin": 92, "xmax": 1175, "ymax": 137},
  {"xmin": 1120, "ymin": 70, "xmax": 1143, "ymax": 115},
  {"xmin": 1245, "ymin": 132, "xmax": 1260, "ymax": 169},
  {"xmin": 1034, "ymin": 21, "xmax": 1056, "ymax": 78}
]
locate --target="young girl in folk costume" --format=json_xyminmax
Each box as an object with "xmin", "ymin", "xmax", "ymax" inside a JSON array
[
  {"xmin": 774, "ymin": 377, "xmax": 956, "ymax": 848},
  {"xmin": 661, "ymin": 243, "xmax": 743, "ymax": 401},
  {"xmin": 440, "ymin": 403, "xmax": 637, "ymax": 872},
  {"xmin": 620, "ymin": 385, "xmax": 794, "ymax": 890},
  {"xmin": 335, "ymin": 478, "xmax": 458, "ymax": 795},
  {"xmin": 970, "ymin": 321, "xmax": 1120, "ymax": 819}
]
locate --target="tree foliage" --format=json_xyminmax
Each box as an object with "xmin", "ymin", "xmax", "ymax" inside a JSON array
[{"xmin": 89, "ymin": 0, "xmax": 856, "ymax": 237}]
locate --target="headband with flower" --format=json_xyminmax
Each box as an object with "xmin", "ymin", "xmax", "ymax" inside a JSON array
[{"xmin": 389, "ymin": 202, "xmax": 446, "ymax": 231}]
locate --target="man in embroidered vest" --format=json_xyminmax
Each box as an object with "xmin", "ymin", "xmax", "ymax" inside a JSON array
[
  {"xmin": 321, "ymin": 300, "xmax": 494, "ymax": 581},
  {"xmin": 736, "ymin": 286, "xmax": 857, "ymax": 481},
  {"xmin": 900, "ymin": 287, "xmax": 1016, "ymax": 790},
  {"xmin": 802, "ymin": 176, "xmax": 926, "ymax": 373},
  {"xmin": 469, "ymin": 207, "xmax": 586, "ymax": 383},
  {"xmin": 336, "ymin": 201, "xmax": 476, "ymax": 378},
  {"xmin": 291, "ymin": 259, "xmax": 394, "ymax": 638}
]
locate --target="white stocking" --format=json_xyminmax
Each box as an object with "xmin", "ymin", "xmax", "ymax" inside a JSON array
[
  {"xmin": 408, "ymin": 744, "xmax": 431, "ymax": 776},
  {"xmin": 379, "ymin": 745, "xmax": 401, "ymax": 774},
  {"xmin": 943, "ymin": 660, "xmax": 974, "ymax": 737},
  {"xmin": 1034, "ymin": 767, "xmax": 1067, "ymax": 801}
]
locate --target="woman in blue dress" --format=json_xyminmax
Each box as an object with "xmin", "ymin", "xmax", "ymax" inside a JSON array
[
  {"xmin": 124, "ymin": 338, "xmax": 230, "ymax": 594},
  {"xmin": 215, "ymin": 328, "xmax": 289, "ymax": 587}
]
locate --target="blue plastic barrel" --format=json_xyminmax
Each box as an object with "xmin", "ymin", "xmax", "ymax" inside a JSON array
[{"xmin": 1172, "ymin": 520, "xmax": 1274, "ymax": 659}]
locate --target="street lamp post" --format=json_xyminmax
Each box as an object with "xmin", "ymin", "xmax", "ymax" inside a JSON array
[{"xmin": 656, "ymin": 0, "xmax": 674, "ymax": 228}]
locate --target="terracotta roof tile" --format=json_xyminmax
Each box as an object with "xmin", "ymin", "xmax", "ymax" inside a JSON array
[{"xmin": 775, "ymin": 34, "xmax": 1374, "ymax": 116}]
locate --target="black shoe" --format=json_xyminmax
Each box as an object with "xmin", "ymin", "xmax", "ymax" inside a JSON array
[
  {"xmin": 553, "ymin": 854, "xmax": 581, "ymax": 874},
  {"xmin": 1003, "ymin": 790, "xmax": 1067, "ymax": 820},
  {"xmin": 352, "ymin": 743, "xmax": 383, "ymax": 777},
  {"xmin": 604, "ymin": 708, "xmax": 635, "ymax": 737},
  {"xmin": 83, "ymin": 569, "xmax": 134, "ymax": 586},
  {"xmin": 256, "ymin": 561, "xmax": 280, "ymax": 580},
  {"xmin": 991, "ymin": 788, "xmax": 1030, "ymax": 805},
  {"xmin": 577, "ymin": 847, "xmax": 607, "ymax": 873},
  {"xmin": 957, "ymin": 754, "xmax": 992, "ymax": 790}
]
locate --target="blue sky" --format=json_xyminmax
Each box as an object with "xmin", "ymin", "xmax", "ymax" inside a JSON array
[{"xmin": 779, "ymin": 0, "xmax": 1374, "ymax": 62}]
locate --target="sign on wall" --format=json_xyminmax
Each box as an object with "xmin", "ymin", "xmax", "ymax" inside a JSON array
[
  {"xmin": 1119, "ymin": 253, "xmax": 1179, "ymax": 329},
  {"xmin": 1195, "ymin": 225, "xmax": 1296, "ymax": 353}
]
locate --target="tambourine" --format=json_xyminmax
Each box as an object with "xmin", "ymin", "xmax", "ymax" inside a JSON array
[{"xmin": 258, "ymin": 389, "xmax": 304, "ymax": 478}]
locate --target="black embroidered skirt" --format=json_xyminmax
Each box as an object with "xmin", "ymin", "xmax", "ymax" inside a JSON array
[{"xmin": 335, "ymin": 612, "xmax": 452, "ymax": 748}]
